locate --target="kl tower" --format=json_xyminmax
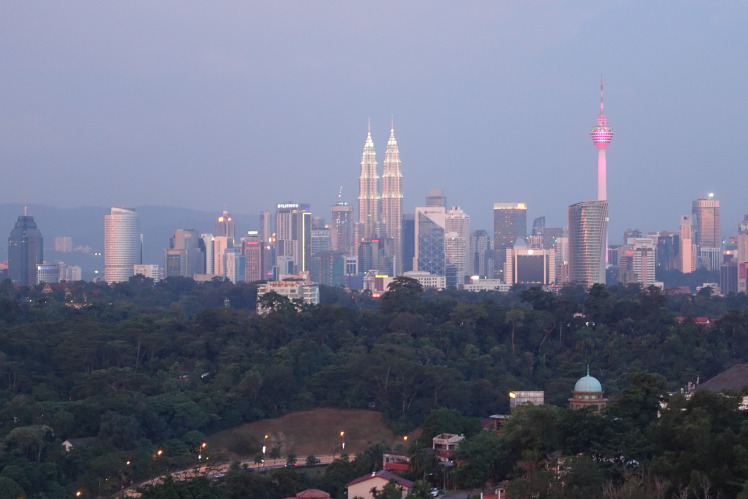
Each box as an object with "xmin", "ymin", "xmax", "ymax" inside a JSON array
[
  {"xmin": 590, "ymin": 78, "xmax": 614, "ymax": 200},
  {"xmin": 590, "ymin": 78, "xmax": 613, "ymax": 270}
]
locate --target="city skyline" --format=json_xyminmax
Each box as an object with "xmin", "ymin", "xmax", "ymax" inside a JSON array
[{"xmin": 2, "ymin": 3, "xmax": 747, "ymax": 240}]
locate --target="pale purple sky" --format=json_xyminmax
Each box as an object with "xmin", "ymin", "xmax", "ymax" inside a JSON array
[{"xmin": 2, "ymin": 2, "xmax": 747, "ymax": 243}]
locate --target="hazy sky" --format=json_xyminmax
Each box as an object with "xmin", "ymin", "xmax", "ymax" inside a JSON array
[{"xmin": 2, "ymin": 2, "xmax": 747, "ymax": 243}]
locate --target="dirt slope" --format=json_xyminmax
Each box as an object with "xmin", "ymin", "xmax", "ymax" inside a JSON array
[{"xmin": 209, "ymin": 408, "xmax": 416, "ymax": 460}]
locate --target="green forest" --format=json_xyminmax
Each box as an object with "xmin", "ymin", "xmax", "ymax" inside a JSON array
[{"xmin": 1, "ymin": 276, "xmax": 748, "ymax": 498}]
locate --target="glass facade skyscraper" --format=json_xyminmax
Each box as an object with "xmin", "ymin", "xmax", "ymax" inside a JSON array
[
  {"xmin": 8, "ymin": 212, "xmax": 43, "ymax": 285},
  {"xmin": 568, "ymin": 200, "xmax": 608, "ymax": 287}
]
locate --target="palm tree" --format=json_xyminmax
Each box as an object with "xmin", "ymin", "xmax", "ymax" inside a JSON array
[{"xmin": 505, "ymin": 309, "xmax": 525, "ymax": 353}]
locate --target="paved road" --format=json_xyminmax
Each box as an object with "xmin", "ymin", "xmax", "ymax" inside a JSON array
[{"xmin": 440, "ymin": 492, "xmax": 471, "ymax": 499}]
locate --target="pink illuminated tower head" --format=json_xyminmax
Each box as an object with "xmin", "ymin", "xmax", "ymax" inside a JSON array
[{"xmin": 590, "ymin": 77, "xmax": 614, "ymax": 149}]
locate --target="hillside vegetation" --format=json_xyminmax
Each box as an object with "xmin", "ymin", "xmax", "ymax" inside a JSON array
[{"xmin": 1, "ymin": 276, "xmax": 748, "ymax": 496}]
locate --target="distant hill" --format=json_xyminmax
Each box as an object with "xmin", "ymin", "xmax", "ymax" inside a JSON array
[{"xmin": 0, "ymin": 204, "xmax": 258, "ymax": 279}]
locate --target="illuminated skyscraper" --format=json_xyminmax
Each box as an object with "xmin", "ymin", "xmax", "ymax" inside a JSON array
[
  {"xmin": 215, "ymin": 210, "xmax": 235, "ymax": 246},
  {"xmin": 692, "ymin": 194, "xmax": 721, "ymax": 270},
  {"xmin": 590, "ymin": 79, "xmax": 614, "ymax": 201},
  {"xmin": 104, "ymin": 207, "xmax": 142, "ymax": 284},
  {"xmin": 357, "ymin": 124, "xmax": 380, "ymax": 243},
  {"xmin": 590, "ymin": 79, "xmax": 613, "ymax": 266},
  {"xmin": 331, "ymin": 189, "xmax": 354, "ymax": 255},
  {"xmin": 568, "ymin": 200, "xmax": 608, "ymax": 287},
  {"xmin": 381, "ymin": 122, "xmax": 403, "ymax": 275},
  {"xmin": 8, "ymin": 209, "xmax": 43, "ymax": 285}
]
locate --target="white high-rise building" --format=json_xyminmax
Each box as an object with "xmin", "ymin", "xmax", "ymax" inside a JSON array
[
  {"xmin": 213, "ymin": 236, "xmax": 231, "ymax": 278},
  {"xmin": 104, "ymin": 207, "xmax": 142, "ymax": 284},
  {"xmin": 134, "ymin": 264, "xmax": 160, "ymax": 282},
  {"xmin": 632, "ymin": 238, "xmax": 656, "ymax": 288},
  {"xmin": 200, "ymin": 234, "xmax": 215, "ymax": 276},
  {"xmin": 357, "ymin": 126, "xmax": 380, "ymax": 245},
  {"xmin": 381, "ymin": 123, "xmax": 403, "ymax": 275}
]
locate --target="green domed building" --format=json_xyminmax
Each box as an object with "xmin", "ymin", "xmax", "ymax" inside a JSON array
[{"xmin": 569, "ymin": 368, "xmax": 607, "ymax": 412}]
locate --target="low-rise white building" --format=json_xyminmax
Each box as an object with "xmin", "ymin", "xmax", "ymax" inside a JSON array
[{"xmin": 256, "ymin": 279, "xmax": 320, "ymax": 314}]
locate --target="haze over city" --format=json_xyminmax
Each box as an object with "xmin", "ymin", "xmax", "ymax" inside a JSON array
[{"xmin": 2, "ymin": 2, "xmax": 748, "ymax": 240}]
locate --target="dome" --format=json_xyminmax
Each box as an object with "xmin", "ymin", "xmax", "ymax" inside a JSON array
[{"xmin": 574, "ymin": 375, "xmax": 602, "ymax": 393}]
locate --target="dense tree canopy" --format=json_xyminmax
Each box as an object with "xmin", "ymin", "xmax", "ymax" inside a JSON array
[{"xmin": 0, "ymin": 277, "xmax": 747, "ymax": 496}]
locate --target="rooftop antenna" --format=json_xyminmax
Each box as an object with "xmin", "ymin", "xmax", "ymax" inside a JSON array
[
  {"xmin": 391, "ymin": 115, "xmax": 394, "ymax": 131},
  {"xmin": 367, "ymin": 117, "xmax": 371, "ymax": 134},
  {"xmin": 337, "ymin": 185, "xmax": 343, "ymax": 205}
]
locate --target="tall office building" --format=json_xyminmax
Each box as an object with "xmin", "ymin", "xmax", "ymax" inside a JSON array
[
  {"xmin": 242, "ymin": 231, "xmax": 263, "ymax": 282},
  {"xmin": 331, "ymin": 192, "xmax": 354, "ymax": 255},
  {"xmin": 381, "ymin": 123, "xmax": 403, "ymax": 275},
  {"xmin": 104, "ymin": 207, "xmax": 142, "ymax": 284},
  {"xmin": 213, "ymin": 236, "xmax": 231, "ymax": 277},
  {"xmin": 165, "ymin": 229, "xmax": 204, "ymax": 278},
  {"xmin": 678, "ymin": 216, "xmax": 696, "ymax": 273},
  {"xmin": 426, "ymin": 189, "xmax": 446, "ymax": 208},
  {"xmin": 631, "ymin": 238, "xmax": 656, "ymax": 288},
  {"xmin": 223, "ymin": 248, "xmax": 244, "ymax": 283},
  {"xmin": 215, "ymin": 210, "xmax": 235, "ymax": 245},
  {"xmin": 445, "ymin": 206, "xmax": 471, "ymax": 285},
  {"xmin": 493, "ymin": 203, "xmax": 527, "ymax": 280},
  {"xmin": 401, "ymin": 214, "xmax": 415, "ymax": 273},
  {"xmin": 414, "ymin": 206, "xmax": 446, "ymax": 277},
  {"xmin": 311, "ymin": 228, "xmax": 331, "ymax": 255},
  {"xmin": 692, "ymin": 194, "xmax": 721, "ymax": 271},
  {"xmin": 259, "ymin": 211, "xmax": 272, "ymax": 243},
  {"xmin": 357, "ymin": 125, "xmax": 380, "ymax": 243},
  {"xmin": 568, "ymin": 200, "xmax": 608, "ymax": 287},
  {"xmin": 532, "ymin": 217, "xmax": 546, "ymax": 236},
  {"xmin": 470, "ymin": 229, "xmax": 493, "ymax": 278},
  {"xmin": 505, "ymin": 242, "xmax": 556, "ymax": 285},
  {"xmin": 200, "ymin": 233, "xmax": 215, "ymax": 275},
  {"xmin": 8, "ymin": 209, "xmax": 43, "ymax": 285},
  {"xmin": 275, "ymin": 202, "xmax": 311, "ymax": 275},
  {"xmin": 656, "ymin": 231, "xmax": 680, "ymax": 272}
]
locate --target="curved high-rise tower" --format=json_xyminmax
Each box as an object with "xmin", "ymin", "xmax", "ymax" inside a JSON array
[
  {"xmin": 590, "ymin": 78, "xmax": 614, "ymax": 201},
  {"xmin": 105, "ymin": 207, "xmax": 142, "ymax": 284},
  {"xmin": 381, "ymin": 120, "xmax": 403, "ymax": 274},
  {"xmin": 357, "ymin": 123, "xmax": 380, "ymax": 242}
]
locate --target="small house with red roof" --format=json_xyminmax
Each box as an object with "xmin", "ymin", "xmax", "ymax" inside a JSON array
[{"xmin": 346, "ymin": 470, "xmax": 413, "ymax": 499}]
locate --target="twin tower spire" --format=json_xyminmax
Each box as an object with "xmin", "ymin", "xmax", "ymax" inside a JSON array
[{"xmin": 357, "ymin": 119, "xmax": 403, "ymax": 275}]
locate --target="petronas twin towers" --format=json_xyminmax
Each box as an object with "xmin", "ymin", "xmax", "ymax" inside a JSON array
[{"xmin": 356, "ymin": 121, "xmax": 403, "ymax": 275}]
